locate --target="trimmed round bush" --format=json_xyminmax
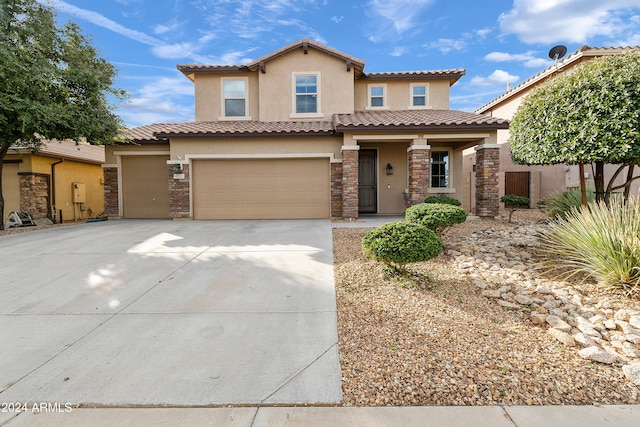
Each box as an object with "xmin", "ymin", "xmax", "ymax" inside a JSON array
[
  {"xmin": 405, "ymin": 203, "xmax": 467, "ymax": 234},
  {"xmin": 362, "ymin": 221, "xmax": 442, "ymax": 270},
  {"xmin": 424, "ymin": 195, "xmax": 461, "ymax": 206}
]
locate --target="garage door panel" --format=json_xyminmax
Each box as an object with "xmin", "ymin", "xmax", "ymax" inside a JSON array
[
  {"xmin": 121, "ymin": 156, "xmax": 170, "ymax": 219},
  {"xmin": 193, "ymin": 158, "xmax": 330, "ymax": 219}
]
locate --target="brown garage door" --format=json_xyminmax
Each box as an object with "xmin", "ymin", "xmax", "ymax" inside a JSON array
[
  {"xmin": 121, "ymin": 155, "xmax": 170, "ymax": 218},
  {"xmin": 2, "ymin": 163, "xmax": 20, "ymax": 219},
  {"xmin": 192, "ymin": 158, "xmax": 330, "ymax": 219}
]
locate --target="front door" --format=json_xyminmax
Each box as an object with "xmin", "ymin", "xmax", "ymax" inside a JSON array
[{"xmin": 358, "ymin": 149, "xmax": 377, "ymax": 213}]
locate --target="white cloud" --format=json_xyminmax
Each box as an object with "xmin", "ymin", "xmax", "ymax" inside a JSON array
[
  {"xmin": 485, "ymin": 51, "xmax": 552, "ymax": 68},
  {"xmin": 424, "ymin": 38, "xmax": 467, "ymax": 54},
  {"xmin": 470, "ymin": 69, "xmax": 520, "ymax": 87},
  {"xmin": 500, "ymin": 0, "xmax": 640, "ymax": 43},
  {"xmin": 331, "ymin": 16, "xmax": 344, "ymax": 23},
  {"xmin": 367, "ymin": 0, "xmax": 434, "ymax": 39},
  {"xmin": 391, "ymin": 46, "xmax": 407, "ymax": 57}
]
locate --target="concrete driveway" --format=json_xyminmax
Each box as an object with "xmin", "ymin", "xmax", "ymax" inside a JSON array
[{"xmin": 0, "ymin": 220, "xmax": 341, "ymax": 406}]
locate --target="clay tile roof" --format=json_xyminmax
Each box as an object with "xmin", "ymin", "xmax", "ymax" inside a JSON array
[
  {"xmin": 246, "ymin": 38, "xmax": 365, "ymax": 71},
  {"xmin": 152, "ymin": 120, "xmax": 336, "ymax": 138},
  {"xmin": 333, "ymin": 110, "xmax": 509, "ymax": 131},
  {"xmin": 361, "ymin": 69, "xmax": 466, "ymax": 85},
  {"xmin": 125, "ymin": 124, "xmax": 171, "ymax": 143}
]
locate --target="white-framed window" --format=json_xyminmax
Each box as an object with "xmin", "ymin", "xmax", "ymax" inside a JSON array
[
  {"xmin": 367, "ymin": 84, "xmax": 387, "ymax": 109},
  {"xmin": 220, "ymin": 78, "xmax": 250, "ymax": 120},
  {"xmin": 430, "ymin": 150, "xmax": 450, "ymax": 188},
  {"xmin": 410, "ymin": 83, "xmax": 429, "ymax": 109},
  {"xmin": 291, "ymin": 72, "xmax": 323, "ymax": 118}
]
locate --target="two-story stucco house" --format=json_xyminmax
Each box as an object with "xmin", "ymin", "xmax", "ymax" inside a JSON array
[{"xmin": 103, "ymin": 39, "xmax": 508, "ymax": 220}]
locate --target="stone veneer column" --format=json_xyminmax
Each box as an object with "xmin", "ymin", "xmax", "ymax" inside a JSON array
[
  {"xmin": 341, "ymin": 146, "xmax": 359, "ymax": 218},
  {"xmin": 331, "ymin": 162, "xmax": 343, "ymax": 218},
  {"xmin": 19, "ymin": 173, "xmax": 50, "ymax": 219},
  {"xmin": 169, "ymin": 163, "xmax": 191, "ymax": 219},
  {"xmin": 103, "ymin": 167, "xmax": 119, "ymax": 217},
  {"xmin": 475, "ymin": 144, "xmax": 500, "ymax": 217},
  {"xmin": 407, "ymin": 145, "xmax": 431, "ymax": 206}
]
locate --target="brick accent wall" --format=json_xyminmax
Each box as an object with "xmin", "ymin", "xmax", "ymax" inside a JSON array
[
  {"xmin": 341, "ymin": 149, "xmax": 359, "ymax": 218},
  {"xmin": 475, "ymin": 146, "xmax": 500, "ymax": 217},
  {"xmin": 103, "ymin": 167, "xmax": 119, "ymax": 217},
  {"xmin": 407, "ymin": 148, "xmax": 430, "ymax": 206},
  {"xmin": 19, "ymin": 173, "xmax": 50, "ymax": 219},
  {"xmin": 169, "ymin": 164, "xmax": 190, "ymax": 219},
  {"xmin": 331, "ymin": 162, "xmax": 343, "ymax": 218}
]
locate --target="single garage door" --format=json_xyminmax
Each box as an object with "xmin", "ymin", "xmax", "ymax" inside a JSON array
[
  {"xmin": 193, "ymin": 158, "xmax": 330, "ymax": 219},
  {"xmin": 121, "ymin": 155, "xmax": 170, "ymax": 218},
  {"xmin": 2, "ymin": 163, "xmax": 20, "ymax": 219}
]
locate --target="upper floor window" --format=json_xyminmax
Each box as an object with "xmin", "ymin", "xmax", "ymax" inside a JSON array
[
  {"xmin": 367, "ymin": 84, "xmax": 387, "ymax": 109},
  {"xmin": 430, "ymin": 151, "xmax": 449, "ymax": 188},
  {"xmin": 410, "ymin": 83, "xmax": 428, "ymax": 109},
  {"xmin": 291, "ymin": 72, "xmax": 322, "ymax": 118},
  {"xmin": 221, "ymin": 78, "xmax": 248, "ymax": 119}
]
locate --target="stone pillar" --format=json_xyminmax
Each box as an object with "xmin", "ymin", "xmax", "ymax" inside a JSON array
[
  {"xmin": 19, "ymin": 173, "xmax": 50, "ymax": 219},
  {"xmin": 475, "ymin": 144, "xmax": 500, "ymax": 217},
  {"xmin": 407, "ymin": 145, "xmax": 431, "ymax": 206},
  {"xmin": 331, "ymin": 162, "xmax": 343, "ymax": 218},
  {"xmin": 341, "ymin": 146, "xmax": 359, "ymax": 218},
  {"xmin": 103, "ymin": 167, "xmax": 119, "ymax": 218},
  {"xmin": 169, "ymin": 163, "xmax": 191, "ymax": 219}
]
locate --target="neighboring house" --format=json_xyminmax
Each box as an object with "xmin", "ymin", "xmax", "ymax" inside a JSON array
[
  {"xmin": 2, "ymin": 139, "xmax": 105, "ymax": 223},
  {"xmin": 466, "ymin": 46, "xmax": 640, "ymax": 210},
  {"xmin": 104, "ymin": 39, "xmax": 508, "ymax": 220}
]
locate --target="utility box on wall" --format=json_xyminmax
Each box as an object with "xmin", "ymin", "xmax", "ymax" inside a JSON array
[{"xmin": 72, "ymin": 182, "xmax": 87, "ymax": 203}]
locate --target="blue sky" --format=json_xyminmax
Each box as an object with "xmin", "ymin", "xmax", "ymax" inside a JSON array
[{"xmin": 46, "ymin": 0, "xmax": 640, "ymax": 128}]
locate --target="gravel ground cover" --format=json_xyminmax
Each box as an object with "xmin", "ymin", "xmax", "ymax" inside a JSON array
[{"xmin": 334, "ymin": 210, "xmax": 640, "ymax": 406}]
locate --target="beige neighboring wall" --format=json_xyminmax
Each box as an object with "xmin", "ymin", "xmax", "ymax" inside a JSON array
[
  {"xmin": 354, "ymin": 80, "xmax": 451, "ymax": 111},
  {"xmin": 257, "ymin": 49, "xmax": 355, "ymax": 121},
  {"xmin": 105, "ymin": 143, "xmax": 170, "ymax": 164}
]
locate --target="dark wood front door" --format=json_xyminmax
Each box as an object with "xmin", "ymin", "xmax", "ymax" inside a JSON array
[
  {"xmin": 505, "ymin": 171, "xmax": 530, "ymax": 207},
  {"xmin": 359, "ymin": 149, "xmax": 377, "ymax": 213}
]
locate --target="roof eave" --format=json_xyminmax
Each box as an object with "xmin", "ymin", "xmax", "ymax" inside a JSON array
[
  {"xmin": 335, "ymin": 123, "xmax": 509, "ymax": 132},
  {"xmin": 153, "ymin": 131, "xmax": 338, "ymax": 139}
]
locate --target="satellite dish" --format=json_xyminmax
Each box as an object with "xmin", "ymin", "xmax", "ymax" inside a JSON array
[{"xmin": 548, "ymin": 45, "xmax": 567, "ymax": 61}]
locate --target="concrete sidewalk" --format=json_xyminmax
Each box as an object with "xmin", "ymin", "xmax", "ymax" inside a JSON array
[{"xmin": 1, "ymin": 405, "xmax": 638, "ymax": 426}]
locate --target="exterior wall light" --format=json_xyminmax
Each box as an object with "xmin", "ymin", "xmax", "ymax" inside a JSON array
[{"xmin": 386, "ymin": 163, "xmax": 393, "ymax": 175}]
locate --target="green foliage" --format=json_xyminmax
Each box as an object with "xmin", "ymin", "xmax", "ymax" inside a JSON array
[
  {"xmin": 500, "ymin": 195, "xmax": 530, "ymax": 207},
  {"xmin": 0, "ymin": 0, "xmax": 126, "ymax": 228},
  {"xmin": 510, "ymin": 51, "xmax": 640, "ymax": 166},
  {"xmin": 543, "ymin": 196, "xmax": 640, "ymax": 295},
  {"xmin": 424, "ymin": 195, "xmax": 461, "ymax": 206},
  {"xmin": 538, "ymin": 187, "xmax": 596, "ymax": 218},
  {"xmin": 500, "ymin": 194, "xmax": 530, "ymax": 223},
  {"xmin": 362, "ymin": 222, "xmax": 443, "ymax": 271},
  {"xmin": 405, "ymin": 203, "xmax": 468, "ymax": 234}
]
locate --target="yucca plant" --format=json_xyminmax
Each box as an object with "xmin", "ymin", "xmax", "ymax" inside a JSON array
[
  {"xmin": 537, "ymin": 187, "xmax": 595, "ymax": 219},
  {"xmin": 543, "ymin": 195, "xmax": 640, "ymax": 295}
]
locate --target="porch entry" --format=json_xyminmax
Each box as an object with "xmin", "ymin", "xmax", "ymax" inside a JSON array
[
  {"xmin": 505, "ymin": 171, "xmax": 530, "ymax": 207},
  {"xmin": 358, "ymin": 149, "xmax": 377, "ymax": 213}
]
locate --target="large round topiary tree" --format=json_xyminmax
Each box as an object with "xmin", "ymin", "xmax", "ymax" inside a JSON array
[{"xmin": 405, "ymin": 203, "xmax": 467, "ymax": 235}]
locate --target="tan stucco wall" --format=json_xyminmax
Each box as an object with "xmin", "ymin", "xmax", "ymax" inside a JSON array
[
  {"xmin": 256, "ymin": 49, "xmax": 355, "ymax": 121},
  {"xmin": 354, "ymin": 80, "xmax": 451, "ymax": 111},
  {"xmin": 193, "ymin": 72, "xmax": 259, "ymax": 122},
  {"xmin": 358, "ymin": 142, "xmax": 410, "ymax": 214},
  {"xmin": 104, "ymin": 143, "xmax": 170, "ymax": 164},
  {"xmin": 169, "ymin": 136, "xmax": 343, "ymax": 160}
]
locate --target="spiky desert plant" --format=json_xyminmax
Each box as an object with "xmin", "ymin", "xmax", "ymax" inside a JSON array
[
  {"xmin": 538, "ymin": 187, "xmax": 595, "ymax": 219},
  {"xmin": 543, "ymin": 195, "xmax": 640, "ymax": 295}
]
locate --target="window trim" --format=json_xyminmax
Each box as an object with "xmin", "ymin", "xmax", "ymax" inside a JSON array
[
  {"xmin": 429, "ymin": 149, "xmax": 453, "ymax": 191},
  {"xmin": 366, "ymin": 83, "xmax": 388, "ymax": 110},
  {"xmin": 219, "ymin": 77, "xmax": 251, "ymax": 121},
  {"xmin": 409, "ymin": 83, "xmax": 430, "ymax": 110},
  {"xmin": 290, "ymin": 72, "xmax": 323, "ymax": 118}
]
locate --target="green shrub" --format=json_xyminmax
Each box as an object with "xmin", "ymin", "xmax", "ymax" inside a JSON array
[
  {"xmin": 424, "ymin": 195, "xmax": 461, "ymax": 206},
  {"xmin": 538, "ymin": 187, "xmax": 595, "ymax": 219},
  {"xmin": 543, "ymin": 196, "xmax": 640, "ymax": 295},
  {"xmin": 500, "ymin": 194, "xmax": 530, "ymax": 223},
  {"xmin": 405, "ymin": 203, "xmax": 467, "ymax": 235},
  {"xmin": 362, "ymin": 221, "xmax": 442, "ymax": 271}
]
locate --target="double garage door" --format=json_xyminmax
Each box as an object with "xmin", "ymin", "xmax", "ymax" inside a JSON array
[{"xmin": 192, "ymin": 158, "xmax": 330, "ymax": 219}]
